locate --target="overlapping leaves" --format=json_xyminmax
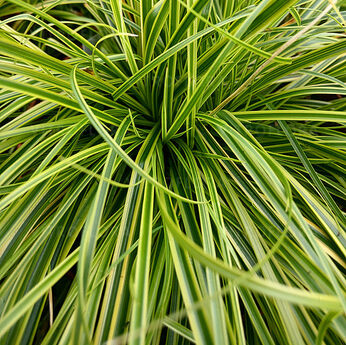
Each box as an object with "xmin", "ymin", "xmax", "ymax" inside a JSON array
[{"xmin": 0, "ymin": 0, "xmax": 345, "ymax": 344}]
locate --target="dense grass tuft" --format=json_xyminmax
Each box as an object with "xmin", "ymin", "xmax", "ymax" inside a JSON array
[{"xmin": 0, "ymin": 0, "xmax": 345, "ymax": 344}]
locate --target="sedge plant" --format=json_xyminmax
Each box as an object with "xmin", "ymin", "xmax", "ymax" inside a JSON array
[{"xmin": 0, "ymin": 0, "xmax": 345, "ymax": 344}]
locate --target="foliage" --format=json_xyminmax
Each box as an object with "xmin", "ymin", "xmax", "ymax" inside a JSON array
[{"xmin": 0, "ymin": 0, "xmax": 345, "ymax": 344}]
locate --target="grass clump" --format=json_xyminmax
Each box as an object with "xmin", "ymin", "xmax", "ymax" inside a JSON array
[{"xmin": 0, "ymin": 0, "xmax": 345, "ymax": 344}]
